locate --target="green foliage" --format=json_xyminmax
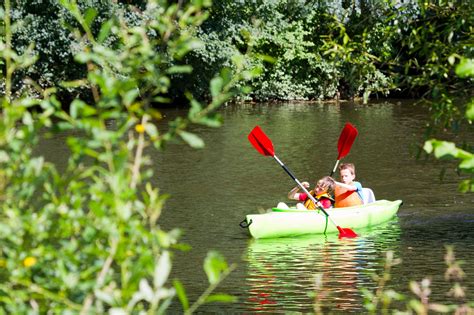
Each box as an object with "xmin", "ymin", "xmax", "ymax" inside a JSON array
[
  {"xmin": 319, "ymin": 10, "xmax": 394, "ymax": 102},
  {"xmin": 359, "ymin": 248, "xmax": 473, "ymax": 314},
  {"xmin": 0, "ymin": 0, "xmax": 257, "ymax": 312},
  {"xmin": 424, "ymin": 57, "xmax": 474, "ymax": 193},
  {"xmin": 390, "ymin": 1, "xmax": 473, "ymax": 126},
  {"xmin": 5, "ymin": 1, "xmax": 472, "ymax": 103},
  {"xmin": 6, "ymin": 0, "xmax": 119, "ymax": 95}
]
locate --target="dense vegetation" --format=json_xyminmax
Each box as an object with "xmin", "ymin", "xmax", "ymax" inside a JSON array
[
  {"xmin": 0, "ymin": 0, "xmax": 258, "ymax": 312},
  {"xmin": 5, "ymin": 1, "xmax": 473, "ymax": 104},
  {"xmin": 0, "ymin": 0, "xmax": 472, "ymax": 312}
]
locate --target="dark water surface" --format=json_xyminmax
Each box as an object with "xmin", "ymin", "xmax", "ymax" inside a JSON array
[
  {"xmin": 43, "ymin": 100, "xmax": 474, "ymax": 313},
  {"xmin": 150, "ymin": 100, "xmax": 474, "ymax": 313}
]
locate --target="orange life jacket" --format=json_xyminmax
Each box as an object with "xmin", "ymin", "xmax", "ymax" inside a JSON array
[
  {"xmin": 304, "ymin": 191, "xmax": 334, "ymax": 210},
  {"xmin": 334, "ymin": 185, "xmax": 363, "ymax": 208}
]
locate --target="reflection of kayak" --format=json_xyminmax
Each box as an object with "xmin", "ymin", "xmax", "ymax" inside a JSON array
[{"xmin": 243, "ymin": 200, "xmax": 402, "ymax": 239}]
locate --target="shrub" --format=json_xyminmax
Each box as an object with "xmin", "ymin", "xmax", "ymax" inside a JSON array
[{"xmin": 0, "ymin": 0, "xmax": 258, "ymax": 312}]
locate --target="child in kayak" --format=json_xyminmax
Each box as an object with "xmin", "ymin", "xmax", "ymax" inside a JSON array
[
  {"xmin": 334, "ymin": 163, "xmax": 363, "ymax": 207},
  {"xmin": 286, "ymin": 176, "xmax": 335, "ymax": 210}
]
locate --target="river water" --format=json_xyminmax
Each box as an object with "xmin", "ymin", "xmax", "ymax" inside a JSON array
[
  {"xmin": 43, "ymin": 99, "xmax": 474, "ymax": 313},
  {"xmin": 149, "ymin": 100, "xmax": 474, "ymax": 313}
]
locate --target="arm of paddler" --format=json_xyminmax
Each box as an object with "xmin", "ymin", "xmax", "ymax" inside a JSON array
[
  {"xmin": 288, "ymin": 181, "xmax": 310, "ymax": 200},
  {"xmin": 335, "ymin": 181, "xmax": 357, "ymax": 191}
]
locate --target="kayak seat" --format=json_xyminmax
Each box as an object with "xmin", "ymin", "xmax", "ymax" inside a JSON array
[{"xmin": 362, "ymin": 188, "xmax": 376, "ymax": 204}]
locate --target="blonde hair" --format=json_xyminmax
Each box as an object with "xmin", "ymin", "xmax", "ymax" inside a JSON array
[
  {"xmin": 339, "ymin": 163, "xmax": 356, "ymax": 175},
  {"xmin": 316, "ymin": 176, "xmax": 335, "ymax": 195}
]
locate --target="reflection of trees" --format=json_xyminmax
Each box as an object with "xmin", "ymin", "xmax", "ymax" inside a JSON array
[{"xmin": 243, "ymin": 220, "xmax": 401, "ymax": 313}]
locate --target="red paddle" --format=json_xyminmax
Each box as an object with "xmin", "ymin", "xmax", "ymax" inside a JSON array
[
  {"xmin": 330, "ymin": 123, "xmax": 358, "ymax": 176},
  {"xmin": 248, "ymin": 126, "xmax": 357, "ymax": 238}
]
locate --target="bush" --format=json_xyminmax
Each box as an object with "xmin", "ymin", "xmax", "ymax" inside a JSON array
[{"xmin": 0, "ymin": 0, "xmax": 258, "ymax": 312}]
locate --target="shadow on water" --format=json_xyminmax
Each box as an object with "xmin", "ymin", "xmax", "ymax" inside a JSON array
[{"xmin": 243, "ymin": 219, "xmax": 401, "ymax": 313}]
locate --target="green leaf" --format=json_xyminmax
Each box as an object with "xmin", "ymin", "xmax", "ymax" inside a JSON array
[
  {"xmin": 98, "ymin": 19, "xmax": 114, "ymax": 43},
  {"xmin": 70, "ymin": 99, "xmax": 97, "ymax": 119},
  {"xmin": 60, "ymin": 79, "xmax": 88, "ymax": 89},
  {"xmin": 84, "ymin": 8, "xmax": 98, "ymax": 28},
  {"xmin": 458, "ymin": 179, "xmax": 473, "ymax": 193},
  {"xmin": 429, "ymin": 303, "xmax": 454, "ymax": 313},
  {"xmin": 75, "ymin": 52, "xmax": 92, "ymax": 64},
  {"xmin": 173, "ymin": 279, "xmax": 189, "ymax": 311},
  {"xmin": 459, "ymin": 156, "xmax": 474, "ymax": 171},
  {"xmin": 448, "ymin": 54, "xmax": 456, "ymax": 65},
  {"xmin": 70, "ymin": 99, "xmax": 85, "ymax": 119},
  {"xmin": 343, "ymin": 33, "xmax": 350, "ymax": 45},
  {"xmin": 174, "ymin": 38, "xmax": 203, "ymax": 59},
  {"xmin": 109, "ymin": 309, "xmax": 127, "ymax": 315},
  {"xmin": 196, "ymin": 113, "xmax": 223, "ymax": 128},
  {"xmin": 179, "ymin": 131, "xmax": 204, "ymax": 149},
  {"xmin": 167, "ymin": 65, "xmax": 193, "ymax": 74},
  {"xmin": 465, "ymin": 100, "xmax": 474, "ymax": 121},
  {"xmin": 95, "ymin": 289, "xmax": 115, "ymax": 305},
  {"xmin": 220, "ymin": 68, "xmax": 232, "ymax": 86},
  {"xmin": 255, "ymin": 53, "xmax": 276, "ymax": 63},
  {"xmin": 154, "ymin": 251, "xmax": 171, "ymax": 288},
  {"xmin": 210, "ymin": 77, "xmax": 223, "ymax": 98},
  {"xmin": 456, "ymin": 58, "xmax": 474, "ymax": 78},
  {"xmin": 231, "ymin": 54, "xmax": 245, "ymax": 68},
  {"xmin": 203, "ymin": 251, "xmax": 228, "ymax": 285},
  {"xmin": 423, "ymin": 140, "xmax": 434, "ymax": 154},
  {"xmin": 204, "ymin": 294, "xmax": 237, "ymax": 303},
  {"xmin": 145, "ymin": 123, "xmax": 159, "ymax": 139},
  {"xmin": 433, "ymin": 141, "xmax": 456, "ymax": 159},
  {"xmin": 123, "ymin": 89, "xmax": 139, "ymax": 107},
  {"xmin": 410, "ymin": 299, "xmax": 431, "ymax": 314}
]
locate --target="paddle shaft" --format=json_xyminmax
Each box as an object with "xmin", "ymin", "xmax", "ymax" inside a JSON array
[
  {"xmin": 330, "ymin": 160, "xmax": 341, "ymax": 177},
  {"xmin": 273, "ymin": 155, "xmax": 333, "ymax": 220}
]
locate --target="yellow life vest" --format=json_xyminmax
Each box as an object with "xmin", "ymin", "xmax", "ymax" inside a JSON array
[
  {"xmin": 304, "ymin": 191, "xmax": 334, "ymax": 210},
  {"xmin": 334, "ymin": 185, "xmax": 363, "ymax": 208}
]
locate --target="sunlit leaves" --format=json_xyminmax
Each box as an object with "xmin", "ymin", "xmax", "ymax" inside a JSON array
[
  {"xmin": 424, "ymin": 139, "xmax": 474, "ymax": 192},
  {"xmin": 178, "ymin": 130, "xmax": 205, "ymax": 149},
  {"xmin": 204, "ymin": 251, "xmax": 229, "ymax": 285},
  {"xmin": 456, "ymin": 58, "xmax": 474, "ymax": 78},
  {"xmin": 465, "ymin": 100, "xmax": 474, "ymax": 122},
  {"xmin": 154, "ymin": 251, "xmax": 172, "ymax": 289},
  {"xmin": 173, "ymin": 279, "xmax": 189, "ymax": 311},
  {"xmin": 210, "ymin": 76, "xmax": 224, "ymax": 98},
  {"xmin": 83, "ymin": 7, "xmax": 97, "ymax": 29},
  {"xmin": 0, "ymin": 0, "xmax": 240, "ymax": 313},
  {"xmin": 70, "ymin": 99, "xmax": 97, "ymax": 119}
]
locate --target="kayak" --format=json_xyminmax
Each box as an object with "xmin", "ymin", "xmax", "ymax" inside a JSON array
[{"xmin": 241, "ymin": 199, "xmax": 403, "ymax": 239}]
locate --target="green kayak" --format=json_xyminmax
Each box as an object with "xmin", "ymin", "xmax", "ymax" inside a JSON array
[{"xmin": 242, "ymin": 199, "xmax": 402, "ymax": 239}]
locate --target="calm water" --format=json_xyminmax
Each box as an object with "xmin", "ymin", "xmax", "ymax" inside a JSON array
[
  {"xmin": 45, "ymin": 100, "xmax": 474, "ymax": 313},
  {"xmin": 151, "ymin": 100, "xmax": 474, "ymax": 313}
]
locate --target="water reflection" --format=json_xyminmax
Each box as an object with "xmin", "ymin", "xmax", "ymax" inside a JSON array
[{"xmin": 244, "ymin": 219, "xmax": 401, "ymax": 313}]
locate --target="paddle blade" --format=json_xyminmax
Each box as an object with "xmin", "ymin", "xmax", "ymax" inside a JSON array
[
  {"xmin": 337, "ymin": 226, "xmax": 358, "ymax": 238},
  {"xmin": 337, "ymin": 123, "xmax": 358, "ymax": 159},
  {"xmin": 248, "ymin": 126, "xmax": 275, "ymax": 157}
]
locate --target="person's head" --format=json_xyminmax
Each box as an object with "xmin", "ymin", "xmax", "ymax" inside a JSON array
[
  {"xmin": 339, "ymin": 163, "xmax": 356, "ymax": 184},
  {"xmin": 315, "ymin": 176, "xmax": 335, "ymax": 195}
]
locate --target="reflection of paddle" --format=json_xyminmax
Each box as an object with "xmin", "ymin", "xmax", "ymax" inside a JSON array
[
  {"xmin": 330, "ymin": 123, "xmax": 358, "ymax": 177},
  {"xmin": 248, "ymin": 126, "xmax": 357, "ymax": 238}
]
